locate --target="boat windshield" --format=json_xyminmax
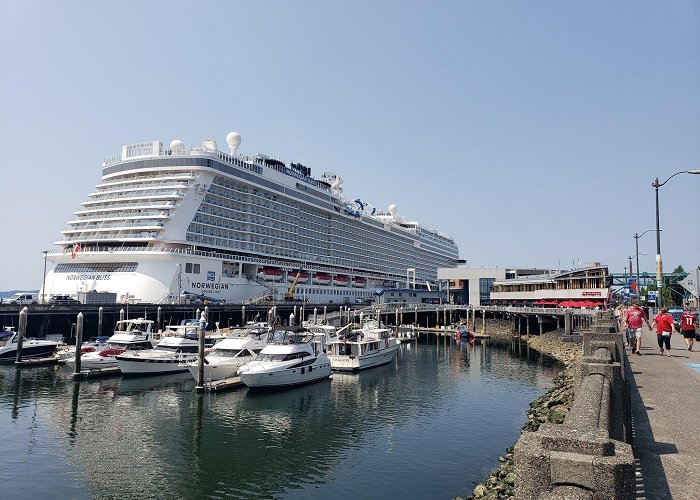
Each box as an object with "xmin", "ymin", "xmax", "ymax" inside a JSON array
[
  {"xmin": 217, "ymin": 349, "xmax": 245, "ymax": 359},
  {"xmin": 255, "ymin": 352, "xmax": 307, "ymax": 362}
]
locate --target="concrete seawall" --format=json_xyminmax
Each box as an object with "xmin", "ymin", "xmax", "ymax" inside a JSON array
[{"xmin": 459, "ymin": 316, "xmax": 635, "ymax": 499}]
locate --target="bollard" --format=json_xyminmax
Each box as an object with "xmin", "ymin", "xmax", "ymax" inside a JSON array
[
  {"xmin": 267, "ymin": 308, "xmax": 273, "ymax": 325},
  {"xmin": 204, "ymin": 305, "xmax": 209, "ymax": 325},
  {"xmin": 15, "ymin": 307, "xmax": 29, "ymax": 363},
  {"xmin": 157, "ymin": 306, "xmax": 161, "ymax": 331},
  {"xmin": 289, "ymin": 313, "xmax": 295, "ymax": 327},
  {"xmin": 98, "ymin": 306, "xmax": 104, "ymax": 338},
  {"xmin": 323, "ymin": 305, "xmax": 327, "ymax": 323},
  {"xmin": 242, "ymin": 306, "xmax": 246, "ymax": 325},
  {"xmin": 313, "ymin": 307, "xmax": 318, "ymax": 325},
  {"xmin": 196, "ymin": 311, "xmax": 207, "ymax": 392},
  {"xmin": 119, "ymin": 308, "xmax": 125, "ymax": 329},
  {"xmin": 74, "ymin": 312, "xmax": 84, "ymax": 374}
]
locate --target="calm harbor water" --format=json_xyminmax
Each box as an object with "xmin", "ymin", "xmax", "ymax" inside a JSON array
[{"xmin": 0, "ymin": 338, "xmax": 558, "ymax": 499}]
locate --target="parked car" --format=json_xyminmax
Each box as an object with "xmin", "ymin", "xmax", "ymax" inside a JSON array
[
  {"xmin": 48, "ymin": 295, "xmax": 80, "ymax": 305},
  {"xmin": 2, "ymin": 292, "xmax": 40, "ymax": 305}
]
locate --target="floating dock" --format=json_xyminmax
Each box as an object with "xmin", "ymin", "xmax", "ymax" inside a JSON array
[
  {"xmin": 15, "ymin": 355, "xmax": 61, "ymax": 366},
  {"xmin": 72, "ymin": 367, "xmax": 121, "ymax": 380},
  {"xmin": 201, "ymin": 375, "xmax": 244, "ymax": 392}
]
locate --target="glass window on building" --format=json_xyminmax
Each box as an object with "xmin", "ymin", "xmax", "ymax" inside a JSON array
[{"xmin": 480, "ymin": 278, "xmax": 495, "ymax": 303}]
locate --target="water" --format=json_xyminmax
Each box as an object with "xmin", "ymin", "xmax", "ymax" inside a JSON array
[{"xmin": 0, "ymin": 338, "xmax": 558, "ymax": 499}]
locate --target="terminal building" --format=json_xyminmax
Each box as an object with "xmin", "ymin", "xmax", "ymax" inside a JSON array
[{"xmin": 437, "ymin": 264, "xmax": 610, "ymax": 307}]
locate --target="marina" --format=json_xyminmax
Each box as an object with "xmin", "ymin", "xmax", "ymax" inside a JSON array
[{"xmin": 0, "ymin": 335, "xmax": 559, "ymax": 499}]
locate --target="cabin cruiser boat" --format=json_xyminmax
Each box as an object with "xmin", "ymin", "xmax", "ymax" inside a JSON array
[
  {"xmin": 65, "ymin": 318, "xmax": 156, "ymax": 371},
  {"xmin": 237, "ymin": 326, "xmax": 331, "ymax": 388},
  {"xmin": 116, "ymin": 323, "xmax": 202, "ymax": 376},
  {"xmin": 185, "ymin": 322, "xmax": 271, "ymax": 382},
  {"xmin": 0, "ymin": 327, "xmax": 62, "ymax": 362},
  {"xmin": 326, "ymin": 318, "xmax": 398, "ymax": 371}
]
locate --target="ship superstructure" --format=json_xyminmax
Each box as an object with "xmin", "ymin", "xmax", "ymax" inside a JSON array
[{"xmin": 43, "ymin": 133, "xmax": 459, "ymax": 304}]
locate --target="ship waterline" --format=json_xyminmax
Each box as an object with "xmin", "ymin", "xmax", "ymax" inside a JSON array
[{"xmin": 43, "ymin": 134, "xmax": 459, "ymax": 303}]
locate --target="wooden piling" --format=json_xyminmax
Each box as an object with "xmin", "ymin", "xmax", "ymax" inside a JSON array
[
  {"xmin": 196, "ymin": 312, "xmax": 207, "ymax": 393},
  {"xmin": 14, "ymin": 307, "xmax": 28, "ymax": 363},
  {"xmin": 74, "ymin": 312, "xmax": 84, "ymax": 375}
]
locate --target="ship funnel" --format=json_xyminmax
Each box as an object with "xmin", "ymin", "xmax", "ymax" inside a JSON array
[{"xmin": 226, "ymin": 132, "xmax": 241, "ymax": 155}]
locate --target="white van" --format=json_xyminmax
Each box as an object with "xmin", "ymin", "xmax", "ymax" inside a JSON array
[{"xmin": 2, "ymin": 292, "xmax": 40, "ymax": 305}]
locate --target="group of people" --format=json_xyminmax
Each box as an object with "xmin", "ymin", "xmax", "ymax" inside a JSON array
[{"xmin": 616, "ymin": 303, "xmax": 698, "ymax": 356}]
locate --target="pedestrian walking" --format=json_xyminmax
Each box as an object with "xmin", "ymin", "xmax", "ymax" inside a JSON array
[
  {"xmin": 680, "ymin": 307, "xmax": 698, "ymax": 351},
  {"xmin": 651, "ymin": 307, "xmax": 675, "ymax": 356},
  {"xmin": 623, "ymin": 303, "xmax": 651, "ymax": 355}
]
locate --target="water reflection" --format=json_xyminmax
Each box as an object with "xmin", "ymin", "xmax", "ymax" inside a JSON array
[{"xmin": 0, "ymin": 340, "xmax": 559, "ymax": 499}]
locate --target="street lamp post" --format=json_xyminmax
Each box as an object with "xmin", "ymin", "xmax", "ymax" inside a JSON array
[
  {"xmin": 652, "ymin": 169, "xmax": 700, "ymax": 309},
  {"xmin": 634, "ymin": 230, "xmax": 656, "ymax": 305}
]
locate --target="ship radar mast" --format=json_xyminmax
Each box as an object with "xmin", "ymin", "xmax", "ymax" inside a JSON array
[{"xmin": 226, "ymin": 132, "xmax": 241, "ymax": 155}]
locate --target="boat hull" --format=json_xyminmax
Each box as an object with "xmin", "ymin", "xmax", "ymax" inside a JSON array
[
  {"xmin": 117, "ymin": 353, "xmax": 198, "ymax": 376},
  {"xmin": 328, "ymin": 343, "xmax": 398, "ymax": 371},
  {"xmin": 0, "ymin": 341, "xmax": 60, "ymax": 362},
  {"xmin": 239, "ymin": 361, "xmax": 331, "ymax": 388},
  {"xmin": 186, "ymin": 357, "xmax": 253, "ymax": 382}
]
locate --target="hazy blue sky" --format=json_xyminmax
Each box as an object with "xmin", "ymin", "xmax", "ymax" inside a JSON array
[{"xmin": 1, "ymin": 1, "xmax": 699, "ymax": 291}]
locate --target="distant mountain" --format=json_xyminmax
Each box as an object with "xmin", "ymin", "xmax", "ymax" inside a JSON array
[{"xmin": 0, "ymin": 290, "xmax": 39, "ymax": 299}]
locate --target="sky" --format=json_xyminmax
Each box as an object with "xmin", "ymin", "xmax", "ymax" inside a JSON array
[{"xmin": 1, "ymin": 0, "xmax": 699, "ymax": 291}]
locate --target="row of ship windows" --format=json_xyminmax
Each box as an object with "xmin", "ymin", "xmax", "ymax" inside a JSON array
[
  {"xmin": 185, "ymin": 233, "xmax": 437, "ymax": 279},
  {"xmin": 54, "ymin": 262, "xmax": 139, "ymax": 273}
]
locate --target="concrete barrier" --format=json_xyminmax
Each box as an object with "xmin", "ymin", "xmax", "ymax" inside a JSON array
[{"xmin": 514, "ymin": 315, "xmax": 635, "ymax": 499}]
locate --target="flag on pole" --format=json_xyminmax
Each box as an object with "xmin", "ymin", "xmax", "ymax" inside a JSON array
[{"xmin": 71, "ymin": 243, "xmax": 81, "ymax": 259}]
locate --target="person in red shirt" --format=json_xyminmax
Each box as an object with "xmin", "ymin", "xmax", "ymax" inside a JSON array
[
  {"xmin": 680, "ymin": 308, "xmax": 698, "ymax": 351},
  {"xmin": 623, "ymin": 303, "xmax": 651, "ymax": 356},
  {"xmin": 651, "ymin": 308, "xmax": 676, "ymax": 356}
]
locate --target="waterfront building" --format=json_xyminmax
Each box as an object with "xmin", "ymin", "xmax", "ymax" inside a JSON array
[
  {"xmin": 489, "ymin": 264, "xmax": 611, "ymax": 306},
  {"xmin": 437, "ymin": 267, "xmax": 551, "ymax": 306},
  {"xmin": 41, "ymin": 134, "xmax": 459, "ymax": 304}
]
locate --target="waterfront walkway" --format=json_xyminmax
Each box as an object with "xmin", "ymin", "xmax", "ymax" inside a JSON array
[{"xmin": 627, "ymin": 327, "xmax": 700, "ymax": 500}]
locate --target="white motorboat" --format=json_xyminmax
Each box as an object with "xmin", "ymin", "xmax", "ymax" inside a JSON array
[
  {"xmin": 186, "ymin": 322, "xmax": 271, "ymax": 382},
  {"xmin": 326, "ymin": 318, "xmax": 398, "ymax": 371},
  {"xmin": 237, "ymin": 326, "xmax": 331, "ymax": 388},
  {"xmin": 0, "ymin": 327, "xmax": 61, "ymax": 362},
  {"xmin": 66, "ymin": 318, "xmax": 156, "ymax": 371},
  {"xmin": 116, "ymin": 323, "xmax": 202, "ymax": 377},
  {"xmin": 56, "ymin": 340, "xmax": 107, "ymax": 362}
]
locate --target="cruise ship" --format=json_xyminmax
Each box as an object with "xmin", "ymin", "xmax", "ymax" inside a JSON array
[{"xmin": 42, "ymin": 133, "xmax": 459, "ymax": 304}]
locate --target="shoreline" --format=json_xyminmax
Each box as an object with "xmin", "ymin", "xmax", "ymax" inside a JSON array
[{"xmin": 457, "ymin": 321, "xmax": 582, "ymax": 499}]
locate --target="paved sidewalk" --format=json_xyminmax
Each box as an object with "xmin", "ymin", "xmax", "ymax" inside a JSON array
[{"xmin": 626, "ymin": 326, "xmax": 700, "ymax": 500}]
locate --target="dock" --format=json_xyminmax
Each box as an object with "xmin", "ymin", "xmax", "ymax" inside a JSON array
[
  {"xmin": 72, "ymin": 367, "xmax": 121, "ymax": 380},
  {"xmin": 15, "ymin": 355, "xmax": 61, "ymax": 366},
  {"xmin": 202, "ymin": 375, "xmax": 244, "ymax": 392},
  {"xmin": 416, "ymin": 327, "xmax": 490, "ymax": 339}
]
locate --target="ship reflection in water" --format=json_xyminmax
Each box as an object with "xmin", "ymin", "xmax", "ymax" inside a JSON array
[{"xmin": 0, "ymin": 339, "xmax": 557, "ymax": 499}]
